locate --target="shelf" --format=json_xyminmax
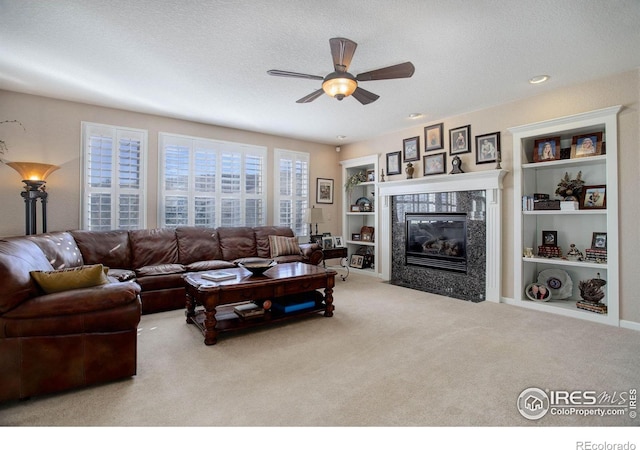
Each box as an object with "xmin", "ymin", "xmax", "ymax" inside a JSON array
[
  {"xmin": 522, "ymin": 256, "xmax": 608, "ymax": 269},
  {"xmin": 346, "ymin": 240, "xmax": 375, "ymax": 246},
  {"xmin": 522, "ymin": 209, "xmax": 606, "ymax": 215},
  {"xmin": 346, "ymin": 211, "xmax": 375, "ymax": 216},
  {"xmin": 522, "ymin": 154, "xmax": 606, "ymax": 169}
]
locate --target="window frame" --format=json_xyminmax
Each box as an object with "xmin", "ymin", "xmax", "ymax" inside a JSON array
[{"xmin": 273, "ymin": 148, "xmax": 310, "ymax": 238}]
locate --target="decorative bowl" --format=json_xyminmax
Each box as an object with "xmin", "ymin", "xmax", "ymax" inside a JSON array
[{"xmin": 238, "ymin": 260, "xmax": 276, "ymax": 276}]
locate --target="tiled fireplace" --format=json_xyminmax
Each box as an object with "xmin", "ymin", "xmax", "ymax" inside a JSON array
[{"xmin": 378, "ymin": 170, "xmax": 507, "ymax": 302}]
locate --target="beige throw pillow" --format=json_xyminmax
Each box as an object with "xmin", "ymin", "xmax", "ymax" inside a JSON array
[
  {"xmin": 31, "ymin": 264, "xmax": 110, "ymax": 294},
  {"xmin": 268, "ymin": 235, "xmax": 301, "ymax": 257}
]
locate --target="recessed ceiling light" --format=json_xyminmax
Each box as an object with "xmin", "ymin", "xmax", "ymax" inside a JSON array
[
  {"xmin": 529, "ymin": 75, "xmax": 550, "ymax": 84},
  {"xmin": 408, "ymin": 113, "xmax": 423, "ymax": 119}
]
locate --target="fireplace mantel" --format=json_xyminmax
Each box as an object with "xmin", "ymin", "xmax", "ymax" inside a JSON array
[{"xmin": 379, "ymin": 169, "xmax": 508, "ymax": 302}]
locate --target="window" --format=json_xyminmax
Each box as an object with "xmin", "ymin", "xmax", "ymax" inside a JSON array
[
  {"xmin": 81, "ymin": 122, "xmax": 147, "ymax": 230},
  {"xmin": 274, "ymin": 148, "xmax": 310, "ymax": 237},
  {"xmin": 159, "ymin": 133, "xmax": 267, "ymax": 228}
]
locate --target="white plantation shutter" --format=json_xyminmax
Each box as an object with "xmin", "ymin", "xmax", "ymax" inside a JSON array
[
  {"xmin": 159, "ymin": 133, "xmax": 266, "ymax": 228},
  {"xmin": 274, "ymin": 149, "xmax": 309, "ymax": 236},
  {"xmin": 81, "ymin": 122, "xmax": 147, "ymax": 230}
]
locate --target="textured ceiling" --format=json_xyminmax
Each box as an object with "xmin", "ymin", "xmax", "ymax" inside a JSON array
[{"xmin": 1, "ymin": 0, "xmax": 640, "ymax": 145}]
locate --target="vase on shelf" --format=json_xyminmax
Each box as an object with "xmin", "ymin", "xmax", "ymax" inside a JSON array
[{"xmin": 405, "ymin": 162, "xmax": 414, "ymax": 179}]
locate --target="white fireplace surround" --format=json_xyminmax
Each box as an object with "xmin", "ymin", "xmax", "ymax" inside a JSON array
[{"xmin": 378, "ymin": 169, "xmax": 508, "ymax": 303}]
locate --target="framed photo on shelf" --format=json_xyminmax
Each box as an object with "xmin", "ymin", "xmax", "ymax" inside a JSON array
[
  {"xmin": 571, "ymin": 132, "xmax": 603, "ymax": 158},
  {"xmin": 350, "ymin": 205, "xmax": 361, "ymax": 212},
  {"xmin": 591, "ymin": 232, "xmax": 607, "ymax": 250},
  {"xmin": 322, "ymin": 236, "xmax": 334, "ymax": 250},
  {"xmin": 542, "ymin": 230, "xmax": 557, "ymax": 247},
  {"xmin": 423, "ymin": 152, "xmax": 446, "ymax": 176},
  {"xmin": 310, "ymin": 235, "xmax": 323, "ymax": 245},
  {"xmin": 351, "ymin": 233, "xmax": 361, "ymax": 241},
  {"xmin": 475, "ymin": 132, "xmax": 500, "ymax": 164},
  {"xmin": 449, "ymin": 125, "xmax": 471, "ymax": 155},
  {"xmin": 424, "ymin": 123, "xmax": 444, "ymax": 151},
  {"xmin": 333, "ymin": 236, "xmax": 344, "ymax": 247},
  {"xmin": 316, "ymin": 178, "xmax": 334, "ymax": 204},
  {"xmin": 360, "ymin": 226, "xmax": 374, "ymax": 242},
  {"xmin": 580, "ymin": 185, "xmax": 606, "ymax": 209},
  {"xmin": 386, "ymin": 151, "xmax": 401, "ymax": 175},
  {"xmin": 350, "ymin": 254, "xmax": 364, "ymax": 269},
  {"xmin": 403, "ymin": 136, "xmax": 420, "ymax": 162},
  {"xmin": 366, "ymin": 169, "xmax": 375, "ymax": 182},
  {"xmin": 532, "ymin": 136, "xmax": 561, "ymax": 162}
]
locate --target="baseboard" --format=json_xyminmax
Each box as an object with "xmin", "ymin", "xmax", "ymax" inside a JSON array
[{"xmin": 620, "ymin": 320, "xmax": 640, "ymax": 332}]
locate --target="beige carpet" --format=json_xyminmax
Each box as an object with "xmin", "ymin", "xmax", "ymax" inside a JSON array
[{"xmin": 1, "ymin": 270, "xmax": 639, "ymax": 429}]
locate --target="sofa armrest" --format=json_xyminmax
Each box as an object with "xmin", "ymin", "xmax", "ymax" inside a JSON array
[{"xmin": 300, "ymin": 243, "xmax": 323, "ymax": 266}]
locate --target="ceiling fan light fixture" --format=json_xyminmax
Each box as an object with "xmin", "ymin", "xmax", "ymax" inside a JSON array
[{"xmin": 322, "ymin": 72, "xmax": 357, "ymax": 100}]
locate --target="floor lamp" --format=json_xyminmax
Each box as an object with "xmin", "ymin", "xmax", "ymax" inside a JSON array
[{"xmin": 7, "ymin": 161, "xmax": 60, "ymax": 235}]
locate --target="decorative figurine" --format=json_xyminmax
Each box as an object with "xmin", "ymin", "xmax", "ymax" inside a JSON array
[
  {"xmin": 555, "ymin": 171, "xmax": 584, "ymax": 201},
  {"xmin": 579, "ymin": 273, "xmax": 606, "ymax": 303},
  {"xmin": 380, "ymin": 169, "xmax": 385, "ymax": 182},
  {"xmin": 405, "ymin": 162, "xmax": 414, "ymax": 179},
  {"xmin": 566, "ymin": 244, "xmax": 584, "ymax": 261}
]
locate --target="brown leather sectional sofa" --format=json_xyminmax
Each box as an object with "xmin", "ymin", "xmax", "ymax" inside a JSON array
[{"xmin": 0, "ymin": 226, "xmax": 321, "ymax": 402}]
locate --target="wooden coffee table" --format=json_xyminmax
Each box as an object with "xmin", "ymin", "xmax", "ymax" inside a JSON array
[{"xmin": 184, "ymin": 262, "xmax": 336, "ymax": 345}]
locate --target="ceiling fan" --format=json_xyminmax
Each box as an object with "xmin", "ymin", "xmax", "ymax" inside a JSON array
[{"xmin": 267, "ymin": 37, "xmax": 415, "ymax": 105}]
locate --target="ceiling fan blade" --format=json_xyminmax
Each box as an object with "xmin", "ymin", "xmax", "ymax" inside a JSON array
[
  {"xmin": 296, "ymin": 89, "xmax": 325, "ymax": 103},
  {"xmin": 329, "ymin": 37, "xmax": 357, "ymax": 72},
  {"xmin": 352, "ymin": 87, "xmax": 379, "ymax": 105},
  {"xmin": 356, "ymin": 62, "xmax": 415, "ymax": 81},
  {"xmin": 267, "ymin": 70, "xmax": 324, "ymax": 81}
]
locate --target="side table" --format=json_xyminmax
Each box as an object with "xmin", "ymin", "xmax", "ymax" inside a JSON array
[{"xmin": 322, "ymin": 246, "xmax": 349, "ymax": 281}]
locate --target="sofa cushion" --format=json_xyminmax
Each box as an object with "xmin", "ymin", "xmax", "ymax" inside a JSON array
[
  {"xmin": 135, "ymin": 263, "xmax": 185, "ymax": 277},
  {"xmin": 268, "ymin": 235, "xmax": 301, "ymax": 257},
  {"xmin": 27, "ymin": 232, "xmax": 84, "ymax": 269},
  {"xmin": 129, "ymin": 228, "xmax": 179, "ymax": 268},
  {"xmin": 185, "ymin": 260, "xmax": 235, "ymax": 272},
  {"xmin": 107, "ymin": 268, "xmax": 137, "ymax": 282},
  {"xmin": 217, "ymin": 227, "xmax": 257, "ymax": 261},
  {"xmin": 254, "ymin": 226, "xmax": 295, "ymax": 258},
  {"xmin": 0, "ymin": 239, "xmax": 55, "ymax": 313},
  {"xmin": 176, "ymin": 227, "xmax": 223, "ymax": 264},
  {"xmin": 70, "ymin": 229, "xmax": 132, "ymax": 269},
  {"xmin": 30, "ymin": 264, "xmax": 110, "ymax": 294}
]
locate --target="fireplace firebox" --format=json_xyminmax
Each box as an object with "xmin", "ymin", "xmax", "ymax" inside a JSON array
[{"xmin": 405, "ymin": 213, "xmax": 468, "ymax": 273}]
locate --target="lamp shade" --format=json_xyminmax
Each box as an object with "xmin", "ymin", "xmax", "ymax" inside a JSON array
[
  {"xmin": 322, "ymin": 72, "xmax": 357, "ymax": 99},
  {"xmin": 7, "ymin": 161, "xmax": 60, "ymax": 181},
  {"xmin": 305, "ymin": 207, "xmax": 325, "ymax": 224}
]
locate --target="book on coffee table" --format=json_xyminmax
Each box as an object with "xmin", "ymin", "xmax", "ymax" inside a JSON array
[
  {"xmin": 202, "ymin": 271, "xmax": 236, "ymax": 282},
  {"xmin": 234, "ymin": 303, "xmax": 265, "ymax": 318}
]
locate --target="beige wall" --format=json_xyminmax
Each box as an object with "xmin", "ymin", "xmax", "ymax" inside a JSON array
[
  {"xmin": 339, "ymin": 69, "xmax": 640, "ymax": 324},
  {"xmin": 0, "ymin": 90, "xmax": 342, "ymax": 237}
]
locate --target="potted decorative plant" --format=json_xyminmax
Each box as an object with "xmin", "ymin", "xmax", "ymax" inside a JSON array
[
  {"xmin": 344, "ymin": 171, "xmax": 367, "ymax": 192},
  {"xmin": 0, "ymin": 120, "xmax": 26, "ymax": 161}
]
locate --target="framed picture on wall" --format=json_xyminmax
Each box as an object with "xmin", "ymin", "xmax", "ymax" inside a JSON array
[
  {"xmin": 475, "ymin": 132, "xmax": 500, "ymax": 164},
  {"xmin": 403, "ymin": 136, "xmax": 420, "ymax": 162},
  {"xmin": 449, "ymin": 125, "xmax": 471, "ymax": 155},
  {"xmin": 423, "ymin": 152, "xmax": 446, "ymax": 175},
  {"xmin": 424, "ymin": 123, "xmax": 444, "ymax": 151},
  {"xmin": 386, "ymin": 151, "xmax": 401, "ymax": 175},
  {"xmin": 316, "ymin": 178, "xmax": 334, "ymax": 204}
]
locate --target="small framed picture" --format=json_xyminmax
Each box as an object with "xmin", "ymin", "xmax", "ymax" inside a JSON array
[
  {"xmin": 310, "ymin": 234, "xmax": 323, "ymax": 245},
  {"xmin": 403, "ymin": 136, "xmax": 420, "ymax": 162},
  {"xmin": 475, "ymin": 132, "xmax": 500, "ymax": 164},
  {"xmin": 423, "ymin": 152, "xmax": 446, "ymax": 176},
  {"xmin": 571, "ymin": 132, "xmax": 603, "ymax": 158},
  {"xmin": 322, "ymin": 236, "xmax": 334, "ymax": 250},
  {"xmin": 533, "ymin": 137, "xmax": 561, "ymax": 162},
  {"xmin": 360, "ymin": 226, "xmax": 374, "ymax": 242},
  {"xmin": 350, "ymin": 205, "xmax": 361, "ymax": 212},
  {"xmin": 424, "ymin": 123, "xmax": 444, "ymax": 151},
  {"xmin": 350, "ymin": 254, "xmax": 364, "ymax": 269},
  {"xmin": 386, "ymin": 151, "xmax": 401, "ymax": 175},
  {"xmin": 542, "ymin": 230, "xmax": 557, "ymax": 247},
  {"xmin": 366, "ymin": 169, "xmax": 375, "ymax": 182},
  {"xmin": 333, "ymin": 236, "xmax": 344, "ymax": 247},
  {"xmin": 591, "ymin": 232, "xmax": 607, "ymax": 250},
  {"xmin": 580, "ymin": 185, "xmax": 606, "ymax": 209},
  {"xmin": 526, "ymin": 283, "xmax": 552, "ymax": 301},
  {"xmin": 449, "ymin": 125, "xmax": 471, "ymax": 155},
  {"xmin": 316, "ymin": 178, "xmax": 334, "ymax": 204},
  {"xmin": 351, "ymin": 233, "xmax": 361, "ymax": 241}
]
